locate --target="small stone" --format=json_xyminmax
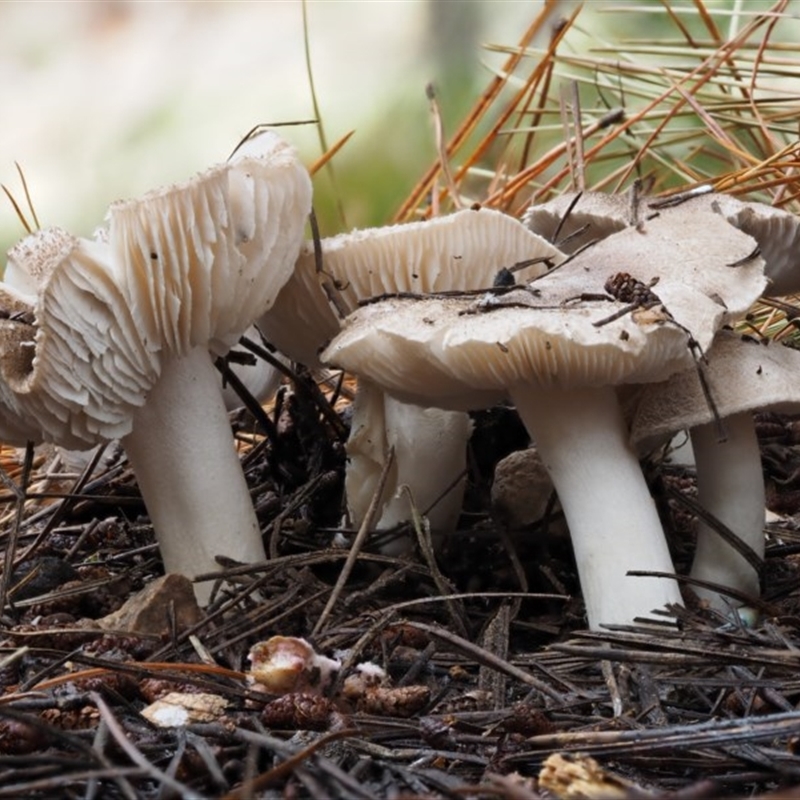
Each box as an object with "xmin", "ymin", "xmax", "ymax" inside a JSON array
[
  {"xmin": 96, "ymin": 574, "xmax": 202, "ymax": 636},
  {"xmin": 141, "ymin": 692, "xmax": 228, "ymax": 728}
]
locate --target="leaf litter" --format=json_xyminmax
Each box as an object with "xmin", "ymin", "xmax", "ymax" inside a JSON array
[{"xmin": 4, "ymin": 2, "xmax": 800, "ymax": 797}]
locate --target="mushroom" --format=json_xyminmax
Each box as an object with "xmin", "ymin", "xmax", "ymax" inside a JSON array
[
  {"xmin": 685, "ymin": 192, "xmax": 800, "ymax": 298},
  {"xmin": 0, "ymin": 131, "xmax": 312, "ymax": 602},
  {"xmin": 491, "ymin": 446, "xmax": 562, "ymax": 533},
  {"xmin": 629, "ymin": 331, "xmax": 800, "ymax": 612},
  {"xmin": 525, "ymin": 187, "xmax": 800, "ymax": 296},
  {"xmin": 526, "ymin": 189, "xmax": 800, "ymax": 613},
  {"xmin": 321, "ymin": 206, "xmax": 766, "ymax": 629},
  {"xmin": 344, "ymin": 378, "xmax": 473, "ymax": 553},
  {"xmin": 258, "ymin": 208, "xmax": 564, "ymax": 550},
  {"xmin": 522, "ymin": 189, "xmax": 632, "ymax": 253}
]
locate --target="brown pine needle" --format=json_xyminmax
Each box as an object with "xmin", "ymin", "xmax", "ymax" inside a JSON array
[
  {"xmin": 1, "ymin": 184, "xmax": 32, "ymax": 234},
  {"xmin": 15, "ymin": 161, "xmax": 40, "ymax": 231},
  {"xmin": 393, "ymin": 0, "xmax": 572, "ymax": 222},
  {"xmin": 308, "ymin": 129, "xmax": 355, "ymax": 176},
  {"xmin": 426, "ymin": 82, "xmax": 463, "ymax": 210}
]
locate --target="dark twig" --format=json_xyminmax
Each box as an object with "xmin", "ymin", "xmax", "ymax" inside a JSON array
[
  {"xmin": 312, "ymin": 447, "xmax": 396, "ymax": 636},
  {"xmin": 0, "ymin": 442, "xmax": 34, "ymax": 614}
]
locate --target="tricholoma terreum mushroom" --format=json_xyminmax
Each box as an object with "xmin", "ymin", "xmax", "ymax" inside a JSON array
[
  {"xmin": 322, "ymin": 203, "xmax": 766, "ymax": 629},
  {"xmin": 258, "ymin": 208, "xmax": 564, "ymax": 553},
  {"xmin": 630, "ymin": 331, "xmax": 800, "ymax": 613}
]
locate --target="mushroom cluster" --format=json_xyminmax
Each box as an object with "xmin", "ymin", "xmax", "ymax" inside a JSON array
[
  {"xmin": 3, "ymin": 129, "xmax": 793, "ymax": 632},
  {"xmin": 258, "ymin": 208, "xmax": 565, "ymax": 553},
  {"xmin": 525, "ymin": 187, "xmax": 800, "ymax": 620},
  {"xmin": 0, "ymin": 131, "xmax": 312, "ymax": 603},
  {"xmin": 321, "ymin": 195, "xmax": 769, "ymax": 630}
]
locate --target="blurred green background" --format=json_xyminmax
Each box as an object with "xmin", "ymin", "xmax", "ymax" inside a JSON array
[
  {"xmin": 0, "ymin": 0, "xmax": 541, "ymax": 253},
  {"xmin": 1, "ymin": 0, "xmax": 794, "ymax": 257}
]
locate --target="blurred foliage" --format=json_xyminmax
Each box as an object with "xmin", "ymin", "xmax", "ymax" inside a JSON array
[{"xmin": 393, "ymin": 1, "xmax": 800, "ymax": 218}]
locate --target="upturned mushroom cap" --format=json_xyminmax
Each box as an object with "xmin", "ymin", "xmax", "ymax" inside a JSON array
[
  {"xmin": 527, "ymin": 188, "xmax": 800, "ymax": 297},
  {"xmin": 523, "ymin": 190, "xmax": 632, "ymax": 253},
  {"xmin": 630, "ymin": 330, "xmax": 800, "ymax": 452},
  {"xmin": 0, "ymin": 228, "xmax": 159, "ymax": 447},
  {"xmin": 258, "ymin": 207, "xmax": 565, "ymax": 367},
  {"xmin": 687, "ymin": 193, "xmax": 800, "ymax": 297},
  {"xmin": 109, "ymin": 130, "xmax": 312, "ymax": 357},
  {"xmin": 0, "ymin": 132, "xmax": 312, "ymax": 449}
]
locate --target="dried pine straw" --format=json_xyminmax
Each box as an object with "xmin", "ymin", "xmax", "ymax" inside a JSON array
[{"xmin": 3, "ymin": 2, "xmax": 800, "ymax": 798}]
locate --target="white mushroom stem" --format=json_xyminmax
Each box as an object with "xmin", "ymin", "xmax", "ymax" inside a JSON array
[
  {"xmin": 346, "ymin": 380, "xmax": 470, "ymax": 555},
  {"xmin": 374, "ymin": 396, "xmax": 469, "ymax": 554},
  {"xmin": 510, "ymin": 384, "xmax": 683, "ymax": 630},
  {"xmin": 689, "ymin": 411, "xmax": 764, "ymax": 609},
  {"xmin": 122, "ymin": 346, "xmax": 266, "ymax": 604}
]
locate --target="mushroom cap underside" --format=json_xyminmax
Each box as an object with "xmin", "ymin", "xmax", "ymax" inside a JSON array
[
  {"xmin": 109, "ymin": 130, "xmax": 312, "ymax": 357},
  {"xmin": 0, "ymin": 228, "xmax": 160, "ymax": 447},
  {"xmin": 258, "ymin": 207, "xmax": 565, "ymax": 367},
  {"xmin": 0, "ymin": 131, "xmax": 311, "ymax": 448}
]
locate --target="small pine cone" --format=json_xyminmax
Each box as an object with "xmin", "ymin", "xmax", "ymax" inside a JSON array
[
  {"xmin": 0, "ymin": 716, "xmax": 47, "ymax": 754},
  {"xmin": 379, "ymin": 623, "xmax": 431, "ymax": 652},
  {"xmin": 27, "ymin": 579, "xmax": 88, "ymax": 618},
  {"xmin": 40, "ymin": 705, "xmax": 100, "ymax": 731},
  {"xmin": 604, "ymin": 272, "xmax": 659, "ymax": 305},
  {"xmin": 81, "ymin": 519, "xmax": 134, "ymax": 551},
  {"xmin": 356, "ymin": 685, "xmax": 430, "ymax": 717},
  {"xmin": 754, "ymin": 418, "xmax": 790, "ymax": 443},
  {"xmin": 261, "ymin": 692, "xmax": 335, "ymax": 731},
  {"xmin": 722, "ymin": 691, "xmax": 771, "ymax": 716},
  {"xmin": 83, "ymin": 634, "xmax": 157, "ymax": 662},
  {"xmin": 69, "ymin": 671, "xmax": 140, "ymax": 700},
  {"xmin": 499, "ymin": 703, "xmax": 555, "ymax": 736},
  {"xmin": 418, "ymin": 715, "xmax": 456, "ymax": 749}
]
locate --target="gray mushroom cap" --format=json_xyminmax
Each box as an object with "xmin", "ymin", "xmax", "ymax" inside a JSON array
[
  {"xmin": 526, "ymin": 188, "xmax": 800, "ymax": 297},
  {"xmin": 694, "ymin": 193, "xmax": 800, "ymax": 298},
  {"xmin": 630, "ymin": 330, "xmax": 800, "ymax": 453},
  {"xmin": 321, "ymin": 293, "xmax": 695, "ymax": 411},
  {"xmin": 323, "ymin": 201, "xmax": 765, "ymax": 407},
  {"xmin": 523, "ymin": 189, "xmax": 632, "ymax": 253}
]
